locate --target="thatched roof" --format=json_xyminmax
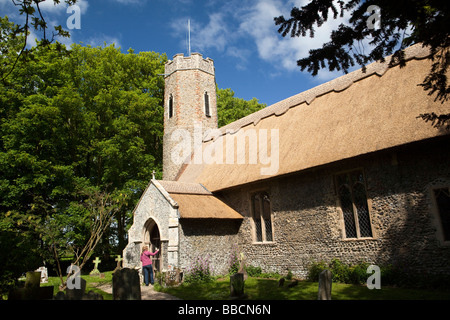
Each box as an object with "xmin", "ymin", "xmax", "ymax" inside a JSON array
[
  {"xmin": 176, "ymin": 43, "xmax": 450, "ymax": 191},
  {"xmin": 154, "ymin": 180, "xmax": 243, "ymax": 219}
]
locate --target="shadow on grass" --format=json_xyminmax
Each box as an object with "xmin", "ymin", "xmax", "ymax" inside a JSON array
[{"xmin": 158, "ymin": 277, "xmax": 450, "ymax": 300}]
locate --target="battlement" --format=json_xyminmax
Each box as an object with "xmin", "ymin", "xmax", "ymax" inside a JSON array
[{"xmin": 165, "ymin": 52, "xmax": 215, "ymax": 77}]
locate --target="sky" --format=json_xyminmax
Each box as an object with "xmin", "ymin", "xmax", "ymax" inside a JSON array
[{"xmin": 0, "ymin": 0, "xmax": 356, "ymax": 106}]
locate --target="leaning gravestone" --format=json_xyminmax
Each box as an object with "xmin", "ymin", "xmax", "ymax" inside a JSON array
[
  {"xmin": 318, "ymin": 269, "xmax": 332, "ymax": 300},
  {"xmin": 112, "ymin": 268, "xmax": 141, "ymax": 300}
]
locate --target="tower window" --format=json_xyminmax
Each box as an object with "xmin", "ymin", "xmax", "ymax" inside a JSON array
[
  {"xmin": 204, "ymin": 92, "xmax": 210, "ymax": 117},
  {"xmin": 169, "ymin": 94, "xmax": 173, "ymax": 118}
]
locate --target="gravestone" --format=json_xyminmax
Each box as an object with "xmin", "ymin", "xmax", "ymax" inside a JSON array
[
  {"xmin": 35, "ymin": 267, "xmax": 48, "ymax": 283},
  {"xmin": 90, "ymin": 257, "xmax": 101, "ymax": 275},
  {"xmin": 25, "ymin": 271, "xmax": 41, "ymax": 289},
  {"xmin": 8, "ymin": 271, "xmax": 53, "ymax": 300},
  {"xmin": 318, "ymin": 269, "xmax": 332, "ymax": 300},
  {"xmin": 112, "ymin": 268, "xmax": 141, "ymax": 300},
  {"xmin": 230, "ymin": 273, "xmax": 246, "ymax": 299},
  {"xmin": 114, "ymin": 255, "xmax": 123, "ymax": 272},
  {"xmin": 65, "ymin": 277, "xmax": 87, "ymax": 300}
]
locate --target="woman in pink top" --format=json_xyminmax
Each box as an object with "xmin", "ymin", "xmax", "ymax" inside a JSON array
[{"xmin": 140, "ymin": 246, "xmax": 159, "ymax": 286}]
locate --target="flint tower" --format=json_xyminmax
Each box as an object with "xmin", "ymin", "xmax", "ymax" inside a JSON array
[{"xmin": 163, "ymin": 53, "xmax": 218, "ymax": 180}]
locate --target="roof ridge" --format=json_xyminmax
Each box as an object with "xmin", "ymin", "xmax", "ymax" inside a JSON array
[
  {"xmin": 157, "ymin": 180, "xmax": 212, "ymax": 195},
  {"xmin": 203, "ymin": 43, "xmax": 431, "ymax": 142}
]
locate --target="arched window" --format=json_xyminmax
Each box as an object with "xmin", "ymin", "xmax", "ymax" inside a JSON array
[
  {"xmin": 336, "ymin": 170, "xmax": 373, "ymax": 239},
  {"xmin": 433, "ymin": 187, "xmax": 450, "ymax": 242},
  {"xmin": 251, "ymin": 192, "xmax": 273, "ymax": 243},
  {"xmin": 204, "ymin": 92, "xmax": 210, "ymax": 117},
  {"xmin": 168, "ymin": 94, "xmax": 173, "ymax": 118}
]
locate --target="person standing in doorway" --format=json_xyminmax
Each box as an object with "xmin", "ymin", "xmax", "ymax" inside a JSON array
[{"xmin": 140, "ymin": 245, "xmax": 159, "ymax": 286}]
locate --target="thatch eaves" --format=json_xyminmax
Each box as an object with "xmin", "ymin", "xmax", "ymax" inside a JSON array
[{"xmin": 176, "ymin": 43, "xmax": 450, "ymax": 192}]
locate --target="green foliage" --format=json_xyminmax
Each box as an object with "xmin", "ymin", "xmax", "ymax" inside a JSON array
[
  {"xmin": 245, "ymin": 265, "xmax": 262, "ymax": 278},
  {"xmin": 307, "ymin": 259, "xmax": 450, "ymax": 290},
  {"xmin": 0, "ymin": 26, "xmax": 167, "ymax": 292},
  {"xmin": 216, "ymin": 87, "xmax": 266, "ymax": 127},
  {"xmin": 286, "ymin": 269, "xmax": 293, "ymax": 280},
  {"xmin": 308, "ymin": 259, "xmax": 371, "ymax": 285},
  {"xmin": 307, "ymin": 260, "xmax": 328, "ymax": 282}
]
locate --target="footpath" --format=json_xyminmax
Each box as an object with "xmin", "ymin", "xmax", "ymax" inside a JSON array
[{"xmin": 98, "ymin": 284, "xmax": 181, "ymax": 300}]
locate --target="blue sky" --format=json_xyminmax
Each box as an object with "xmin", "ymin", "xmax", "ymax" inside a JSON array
[{"xmin": 1, "ymin": 0, "xmax": 353, "ymax": 106}]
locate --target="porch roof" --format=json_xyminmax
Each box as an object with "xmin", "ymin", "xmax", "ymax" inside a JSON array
[{"xmin": 155, "ymin": 180, "xmax": 243, "ymax": 220}]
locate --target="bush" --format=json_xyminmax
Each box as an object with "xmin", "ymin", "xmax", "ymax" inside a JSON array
[
  {"xmin": 184, "ymin": 255, "xmax": 213, "ymax": 283},
  {"xmin": 330, "ymin": 258, "xmax": 350, "ymax": 283},
  {"xmin": 245, "ymin": 265, "xmax": 262, "ymax": 277},
  {"xmin": 349, "ymin": 262, "xmax": 370, "ymax": 285},
  {"xmin": 307, "ymin": 260, "xmax": 328, "ymax": 282}
]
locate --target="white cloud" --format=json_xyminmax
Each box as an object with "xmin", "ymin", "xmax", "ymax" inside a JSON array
[
  {"xmin": 168, "ymin": 0, "xmax": 355, "ymax": 79},
  {"xmin": 238, "ymin": 0, "xmax": 352, "ymax": 78}
]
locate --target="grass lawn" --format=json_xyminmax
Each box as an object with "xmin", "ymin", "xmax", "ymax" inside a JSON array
[
  {"xmin": 39, "ymin": 273, "xmax": 450, "ymax": 300},
  {"xmin": 155, "ymin": 276, "xmax": 450, "ymax": 300},
  {"xmin": 42, "ymin": 271, "xmax": 114, "ymax": 300}
]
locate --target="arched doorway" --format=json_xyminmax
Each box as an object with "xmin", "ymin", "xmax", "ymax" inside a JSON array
[{"xmin": 143, "ymin": 219, "xmax": 162, "ymax": 273}]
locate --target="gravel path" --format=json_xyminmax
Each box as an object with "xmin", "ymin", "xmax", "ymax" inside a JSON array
[{"xmin": 97, "ymin": 284, "xmax": 181, "ymax": 300}]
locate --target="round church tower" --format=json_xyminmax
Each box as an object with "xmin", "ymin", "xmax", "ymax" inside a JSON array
[{"xmin": 162, "ymin": 53, "xmax": 218, "ymax": 180}]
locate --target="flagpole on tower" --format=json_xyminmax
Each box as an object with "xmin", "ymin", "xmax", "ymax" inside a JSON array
[{"xmin": 188, "ymin": 19, "xmax": 191, "ymax": 57}]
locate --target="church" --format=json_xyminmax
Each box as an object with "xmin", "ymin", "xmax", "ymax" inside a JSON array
[{"xmin": 123, "ymin": 43, "xmax": 450, "ymax": 279}]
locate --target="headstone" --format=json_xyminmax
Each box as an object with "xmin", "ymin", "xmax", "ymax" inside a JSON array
[
  {"xmin": 278, "ymin": 277, "xmax": 285, "ymax": 287},
  {"xmin": 35, "ymin": 267, "xmax": 48, "ymax": 283},
  {"xmin": 8, "ymin": 271, "xmax": 53, "ymax": 300},
  {"xmin": 114, "ymin": 255, "xmax": 123, "ymax": 272},
  {"xmin": 237, "ymin": 252, "xmax": 248, "ymax": 281},
  {"xmin": 112, "ymin": 268, "xmax": 141, "ymax": 300},
  {"xmin": 65, "ymin": 277, "xmax": 87, "ymax": 300},
  {"xmin": 318, "ymin": 269, "xmax": 332, "ymax": 300},
  {"xmin": 90, "ymin": 257, "xmax": 101, "ymax": 275},
  {"xmin": 25, "ymin": 271, "xmax": 41, "ymax": 289},
  {"xmin": 230, "ymin": 273, "xmax": 246, "ymax": 299}
]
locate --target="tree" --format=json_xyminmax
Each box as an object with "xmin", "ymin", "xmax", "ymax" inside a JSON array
[
  {"xmin": 1, "ymin": 0, "xmax": 77, "ymax": 82},
  {"xmin": 0, "ymin": 35, "xmax": 166, "ymax": 292},
  {"xmin": 274, "ymin": 0, "xmax": 449, "ymax": 129},
  {"xmin": 217, "ymin": 87, "xmax": 266, "ymax": 127}
]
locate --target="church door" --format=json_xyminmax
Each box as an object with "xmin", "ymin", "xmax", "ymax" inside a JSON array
[
  {"xmin": 143, "ymin": 220, "xmax": 162, "ymax": 273},
  {"xmin": 150, "ymin": 225, "xmax": 161, "ymax": 272}
]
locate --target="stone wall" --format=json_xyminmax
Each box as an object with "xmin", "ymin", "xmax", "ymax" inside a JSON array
[
  {"xmin": 178, "ymin": 219, "xmax": 242, "ymax": 275},
  {"xmin": 218, "ymin": 137, "xmax": 450, "ymax": 278}
]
